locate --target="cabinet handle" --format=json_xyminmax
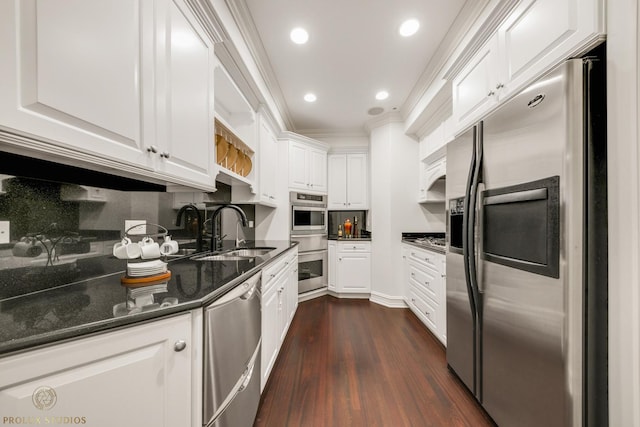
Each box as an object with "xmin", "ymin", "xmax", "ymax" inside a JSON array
[
  {"xmin": 174, "ymin": 340, "xmax": 187, "ymax": 352},
  {"xmin": 424, "ymin": 257, "xmax": 430, "ymax": 262},
  {"xmin": 425, "ymin": 281, "xmax": 430, "ymax": 286},
  {"xmin": 496, "ymin": 83, "xmax": 504, "ymax": 89},
  {"xmin": 146, "ymin": 145, "xmax": 158, "ymax": 154},
  {"xmin": 160, "ymin": 151, "xmax": 171, "ymax": 159},
  {"xmin": 487, "ymin": 90, "xmax": 495, "ymax": 97},
  {"xmin": 411, "ymin": 298, "xmax": 416, "ymax": 303},
  {"xmin": 425, "ymin": 311, "xmax": 431, "ymax": 317}
]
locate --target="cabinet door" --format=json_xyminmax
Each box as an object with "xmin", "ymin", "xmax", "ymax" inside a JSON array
[
  {"xmin": 287, "ymin": 261, "xmax": 299, "ymax": 323},
  {"xmin": 498, "ymin": 0, "xmax": 603, "ymax": 97},
  {"xmin": 261, "ymin": 285, "xmax": 279, "ymax": 391},
  {"xmin": 328, "ymin": 241, "xmax": 337, "ymax": 292},
  {"xmin": 0, "ymin": 314, "xmax": 194, "ymax": 427},
  {"xmin": 154, "ymin": 0, "xmax": 214, "ymax": 189},
  {"xmin": 259, "ymin": 120, "xmax": 278, "ymax": 202},
  {"xmin": 452, "ymin": 35, "xmax": 500, "ymax": 128},
  {"xmin": 277, "ymin": 273, "xmax": 289, "ymax": 343},
  {"xmin": 309, "ymin": 148, "xmax": 327, "ymax": 193},
  {"xmin": 346, "ymin": 153, "xmax": 368, "ymax": 209},
  {"xmin": 288, "ymin": 141, "xmax": 308, "ymax": 190},
  {"xmin": 336, "ymin": 252, "xmax": 371, "ymax": 292},
  {"xmin": 0, "ymin": 0, "xmax": 151, "ymax": 168},
  {"xmin": 327, "ymin": 154, "xmax": 348, "ymax": 209}
]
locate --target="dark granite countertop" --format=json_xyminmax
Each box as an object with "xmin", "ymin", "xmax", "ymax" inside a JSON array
[
  {"xmin": 0, "ymin": 240, "xmax": 296, "ymax": 356},
  {"xmin": 401, "ymin": 232, "xmax": 446, "ymax": 255}
]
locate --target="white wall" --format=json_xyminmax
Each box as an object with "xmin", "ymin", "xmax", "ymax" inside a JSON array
[
  {"xmin": 369, "ymin": 122, "xmax": 434, "ymax": 302},
  {"xmin": 607, "ymin": 0, "xmax": 640, "ymax": 424}
]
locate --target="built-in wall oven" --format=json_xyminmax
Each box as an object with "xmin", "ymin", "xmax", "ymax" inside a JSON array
[{"xmin": 290, "ymin": 192, "xmax": 328, "ymax": 294}]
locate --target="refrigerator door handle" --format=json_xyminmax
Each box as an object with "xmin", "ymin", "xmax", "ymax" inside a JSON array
[
  {"xmin": 468, "ymin": 120, "xmax": 483, "ymax": 304},
  {"xmin": 463, "ymin": 126, "xmax": 478, "ymax": 317}
]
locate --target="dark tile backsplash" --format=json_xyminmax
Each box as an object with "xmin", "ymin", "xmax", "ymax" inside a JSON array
[
  {"xmin": 0, "ymin": 155, "xmax": 254, "ymax": 299},
  {"xmin": 328, "ymin": 210, "xmax": 367, "ymax": 237}
]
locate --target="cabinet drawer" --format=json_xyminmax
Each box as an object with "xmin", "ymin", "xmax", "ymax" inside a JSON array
[
  {"xmin": 407, "ymin": 248, "xmax": 441, "ymax": 272},
  {"xmin": 409, "ymin": 288, "xmax": 438, "ymax": 332},
  {"xmin": 262, "ymin": 258, "xmax": 287, "ymax": 290},
  {"xmin": 337, "ymin": 242, "xmax": 371, "ymax": 253},
  {"xmin": 408, "ymin": 262, "xmax": 439, "ymax": 303}
]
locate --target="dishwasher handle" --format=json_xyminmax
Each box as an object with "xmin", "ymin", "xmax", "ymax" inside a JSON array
[
  {"xmin": 208, "ymin": 272, "xmax": 260, "ymax": 308},
  {"xmin": 204, "ymin": 338, "xmax": 261, "ymax": 427}
]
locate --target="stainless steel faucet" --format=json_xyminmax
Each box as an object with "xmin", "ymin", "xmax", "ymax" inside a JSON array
[
  {"xmin": 210, "ymin": 204, "xmax": 248, "ymax": 251},
  {"xmin": 176, "ymin": 203, "xmax": 204, "ymax": 252}
]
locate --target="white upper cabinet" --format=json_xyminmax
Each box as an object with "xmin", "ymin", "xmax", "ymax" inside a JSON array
[
  {"xmin": 287, "ymin": 138, "xmax": 328, "ymax": 194},
  {"xmin": 0, "ymin": 0, "xmax": 151, "ymax": 166},
  {"xmin": 153, "ymin": 0, "xmax": 215, "ymax": 188},
  {"xmin": 328, "ymin": 153, "xmax": 368, "ymax": 210},
  {"xmin": 452, "ymin": 35, "xmax": 501, "ymax": 128},
  {"xmin": 258, "ymin": 118, "xmax": 278, "ymax": 203},
  {"xmin": 0, "ymin": 0, "xmax": 215, "ymax": 190},
  {"xmin": 452, "ymin": 0, "xmax": 604, "ymax": 131}
]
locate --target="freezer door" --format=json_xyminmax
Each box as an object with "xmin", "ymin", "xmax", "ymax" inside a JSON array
[
  {"xmin": 479, "ymin": 59, "xmax": 585, "ymax": 427},
  {"xmin": 445, "ymin": 129, "xmax": 478, "ymax": 396}
]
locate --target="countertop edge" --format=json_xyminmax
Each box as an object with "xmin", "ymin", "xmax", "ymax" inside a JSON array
[
  {"xmin": 0, "ymin": 242, "xmax": 299, "ymax": 357},
  {"xmin": 402, "ymin": 240, "xmax": 447, "ymax": 255}
]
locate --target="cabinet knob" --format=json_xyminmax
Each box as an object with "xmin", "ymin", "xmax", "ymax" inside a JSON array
[
  {"xmin": 174, "ymin": 340, "xmax": 187, "ymax": 352},
  {"xmin": 425, "ymin": 281, "xmax": 430, "ymax": 286},
  {"xmin": 487, "ymin": 90, "xmax": 495, "ymax": 97},
  {"xmin": 147, "ymin": 145, "xmax": 158, "ymax": 154},
  {"xmin": 160, "ymin": 152, "xmax": 171, "ymax": 159},
  {"xmin": 338, "ymin": 258, "xmax": 342, "ymax": 261},
  {"xmin": 496, "ymin": 83, "xmax": 504, "ymax": 89}
]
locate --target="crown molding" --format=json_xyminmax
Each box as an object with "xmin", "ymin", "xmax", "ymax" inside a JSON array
[
  {"xmin": 186, "ymin": 0, "xmax": 229, "ymax": 44},
  {"xmin": 297, "ymin": 128, "xmax": 369, "ymax": 139},
  {"xmin": 278, "ymin": 131, "xmax": 330, "ymax": 150},
  {"xmin": 442, "ymin": 0, "xmax": 520, "ymax": 81},
  {"xmin": 225, "ymin": 0, "xmax": 295, "ymax": 132},
  {"xmin": 401, "ymin": 0, "xmax": 489, "ymax": 119}
]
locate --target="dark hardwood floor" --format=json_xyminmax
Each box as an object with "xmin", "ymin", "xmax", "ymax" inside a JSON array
[{"xmin": 254, "ymin": 296, "xmax": 495, "ymax": 427}]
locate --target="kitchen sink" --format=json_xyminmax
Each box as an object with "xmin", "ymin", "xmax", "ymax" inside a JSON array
[
  {"xmin": 191, "ymin": 247, "xmax": 276, "ymax": 261},
  {"xmin": 226, "ymin": 247, "xmax": 276, "ymax": 257}
]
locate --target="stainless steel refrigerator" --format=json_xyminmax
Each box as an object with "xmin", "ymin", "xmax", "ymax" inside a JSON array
[{"xmin": 446, "ymin": 46, "xmax": 607, "ymax": 427}]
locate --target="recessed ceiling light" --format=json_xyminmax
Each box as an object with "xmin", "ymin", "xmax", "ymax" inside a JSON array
[
  {"xmin": 399, "ymin": 19, "xmax": 420, "ymax": 37},
  {"xmin": 375, "ymin": 91, "xmax": 389, "ymax": 100},
  {"xmin": 290, "ymin": 27, "xmax": 309, "ymax": 44},
  {"xmin": 304, "ymin": 93, "xmax": 317, "ymax": 102}
]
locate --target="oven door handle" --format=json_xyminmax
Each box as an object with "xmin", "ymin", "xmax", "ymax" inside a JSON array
[{"xmin": 290, "ymin": 234, "xmax": 328, "ymax": 239}]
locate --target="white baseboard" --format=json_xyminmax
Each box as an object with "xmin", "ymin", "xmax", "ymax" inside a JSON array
[
  {"xmin": 369, "ymin": 291, "xmax": 408, "ymax": 308},
  {"xmin": 327, "ymin": 290, "xmax": 370, "ymax": 299},
  {"xmin": 298, "ymin": 287, "xmax": 328, "ymax": 302}
]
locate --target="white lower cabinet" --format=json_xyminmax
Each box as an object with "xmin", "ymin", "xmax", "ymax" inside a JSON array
[
  {"xmin": 261, "ymin": 247, "xmax": 298, "ymax": 390},
  {"xmin": 0, "ymin": 312, "xmax": 200, "ymax": 427},
  {"xmin": 330, "ymin": 241, "xmax": 371, "ymax": 294},
  {"xmin": 403, "ymin": 244, "xmax": 447, "ymax": 345}
]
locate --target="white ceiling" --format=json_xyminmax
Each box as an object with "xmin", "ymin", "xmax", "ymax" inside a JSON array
[{"xmin": 236, "ymin": 0, "xmax": 469, "ymax": 137}]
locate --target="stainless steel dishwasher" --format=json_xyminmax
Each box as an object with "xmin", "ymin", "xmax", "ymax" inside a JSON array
[{"xmin": 203, "ymin": 271, "xmax": 261, "ymax": 427}]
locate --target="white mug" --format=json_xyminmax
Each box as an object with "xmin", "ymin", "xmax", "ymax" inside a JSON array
[
  {"xmin": 113, "ymin": 237, "xmax": 142, "ymax": 259},
  {"xmin": 139, "ymin": 237, "xmax": 161, "ymax": 259},
  {"xmin": 160, "ymin": 235, "xmax": 179, "ymax": 255}
]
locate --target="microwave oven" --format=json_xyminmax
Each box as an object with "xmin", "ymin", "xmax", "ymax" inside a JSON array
[{"xmin": 290, "ymin": 192, "xmax": 327, "ymax": 232}]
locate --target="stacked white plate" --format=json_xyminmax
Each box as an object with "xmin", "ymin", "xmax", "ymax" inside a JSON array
[{"xmin": 126, "ymin": 260, "xmax": 168, "ymax": 277}]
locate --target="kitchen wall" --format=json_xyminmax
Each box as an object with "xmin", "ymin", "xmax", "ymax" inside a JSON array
[{"xmin": 370, "ymin": 121, "xmax": 435, "ymax": 303}]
